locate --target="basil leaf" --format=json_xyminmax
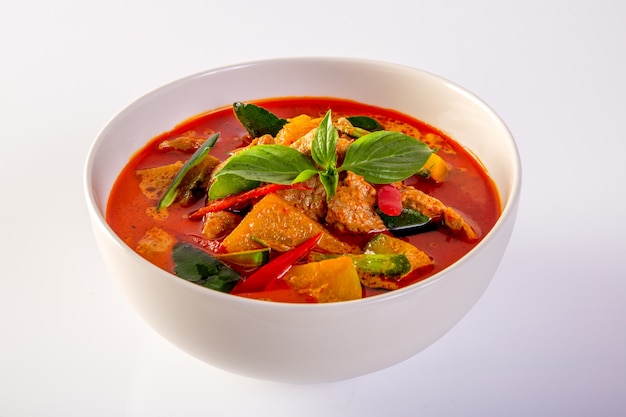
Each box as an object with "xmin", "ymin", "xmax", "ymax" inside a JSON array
[
  {"xmin": 157, "ymin": 132, "xmax": 220, "ymax": 210},
  {"xmin": 233, "ymin": 102, "xmax": 287, "ymax": 138},
  {"xmin": 319, "ymin": 168, "xmax": 338, "ymax": 201},
  {"xmin": 292, "ymin": 169, "xmax": 320, "ymax": 184},
  {"xmin": 311, "ymin": 110, "xmax": 338, "ymax": 171},
  {"xmin": 340, "ymin": 131, "xmax": 433, "ymax": 184},
  {"xmin": 214, "ymin": 144, "xmax": 318, "ymax": 184},
  {"xmin": 208, "ymin": 173, "xmax": 260, "ymax": 199},
  {"xmin": 346, "ymin": 116, "xmax": 383, "ymax": 131},
  {"xmin": 172, "ymin": 242, "xmax": 241, "ymax": 292}
]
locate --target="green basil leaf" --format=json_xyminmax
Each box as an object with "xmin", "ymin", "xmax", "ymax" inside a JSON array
[
  {"xmin": 172, "ymin": 242, "xmax": 241, "ymax": 292},
  {"xmin": 233, "ymin": 102, "xmax": 287, "ymax": 138},
  {"xmin": 319, "ymin": 168, "xmax": 338, "ymax": 201},
  {"xmin": 292, "ymin": 169, "xmax": 320, "ymax": 184},
  {"xmin": 208, "ymin": 173, "xmax": 260, "ymax": 200},
  {"xmin": 311, "ymin": 110, "xmax": 338, "ymax": 171},
  {"xmin": 346, "ymin": 116, "xmax": 383, "ymax": 131},
  {"xmin": 157, "ymin": 132, "xmax": 220, "ymax": 210},
  {"xmin": 340, "ymin": 131, "xmax": 433, "ymax": 184},
  {"xmin": 214, "ymin": 144, "xmax": 318, "ymax": 184}
]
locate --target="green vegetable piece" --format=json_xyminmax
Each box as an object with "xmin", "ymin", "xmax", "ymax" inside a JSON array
[
  {"xmin": 212, "ymin": 144, "xmax": 318, "ymax": 185},
  {"xmin": 212, "ymin": 109, "xmax": 433, "ymax": 202},
  {"xmin": 318, "ymin": 169, "xmax": 339, "ymax": 201},
  {"xmin": 335, "ymin": 123, "xmax": 369, "ymax": 139},
  {"xmin": 353, "ymin": 253, "xmax": 411, "ymax": 279},
  {"xmin": 340, "ymin": 131, "xmax": 433, "ymax": 184},
  {"xmin": 346, "ymin": 116, "xmax": 383, "ymax": 132},
  {"xmin": 215, "ymin": 248, "xmax": 271, "ymax": 268},
  {"xmin": 177, "ymin": 155, "xmax": 221, "ymax": 206},
  {"xmin": 311, "ymin": 110, "xmax": 338, "ymax": 171},
  {"xmin": 312, "ymin": 110, "xmax": 340, "ymax": 200},
  {"xmin": 157, "ymin": 133, "xmax": 220, "ymax": 210},
  {"xmin": 364, "ymin": 234, "xmax": 433, "ymax": 274},
  {"xmin": 233, "ymin": 102, "xmax": 287, "ymax": 138},
  {"xmin": 376, "ymin": 207, "xmax": 436, "ymax": 236},
  {"xmin": 208, "ymin": 173, "xmax": 260, "ymax": 200},
  {"xmin": 172, "ymin": 242, "xmax": 241, "ymax": 292},
  {"xmin": 310, "ymin": 252, "xmax": 411, "ymax": 280}
]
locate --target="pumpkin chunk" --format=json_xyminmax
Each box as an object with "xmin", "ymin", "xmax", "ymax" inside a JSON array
[
  {"xmin": 222, "ymin": 194, "xmax": 360, "ymax": 254},
  {"xmin": 275, "ymin": 114, "xmax": 320, "ymax": 146},
  {"xmin": 365, "ymin": 233, "xmax": 432, "ymax": 270},
  {"xmin": 283, "ymin": 256, "xmax": 362, "ymax": 303},
  {"xmin": 419, "ymin": 152, "xmax": 450, "ymax": 182},
  {"xmin": 361, "ymin": 234, "xmax": 433, "ymax": 290}
]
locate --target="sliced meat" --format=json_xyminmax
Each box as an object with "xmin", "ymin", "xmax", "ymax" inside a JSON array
[
  {"xmin": 326, "ymin": 172, "xmax": 386, "ymax": 233},
  {"xmin": 202, "ymin": 211, "xmax": 242, "ymax": 239},
  {"xmin": 276, "ymin": 176, "xmax": 328, "ymax": 222},
  {"xmin": 136, "ymin": 161, "xmax": 183, "ymax": 201},
  {"xmin": 136, "ymin": 226, "xmax": 173, "ymax": 255},
  {"xmin": 400, "ymin": 185, "xmax": 478, "ymax": 241},
  {"xmin": 158, "ymin": 130, "xmax": 213, "ymax": 153}
]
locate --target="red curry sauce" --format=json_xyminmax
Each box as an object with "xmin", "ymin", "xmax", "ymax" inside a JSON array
[{"xmin": 106, "ymin": 97, "xmax": 501, "ymax": 297}]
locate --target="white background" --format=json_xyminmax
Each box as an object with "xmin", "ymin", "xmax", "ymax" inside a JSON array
[{"xmin": 1, "ymin": 0, "xmax": 625, "ymax": 416}]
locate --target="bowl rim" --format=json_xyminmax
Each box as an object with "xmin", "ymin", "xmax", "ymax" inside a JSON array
[{"xmin": 84, "ymin": 56, "xmax": 522, "ymax": 311}]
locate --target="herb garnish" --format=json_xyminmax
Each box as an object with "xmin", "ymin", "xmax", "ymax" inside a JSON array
[
  {"xmin": 157, "ymin": 132, "xmax": 220, "ymax": 210},
  {"xmin": 172, "ymin": 242, "xmax": 240, "ymax": 292},
  {"xmin": 233, "ymin": 101, "xmax": 287, "ymax": 137},
  {"xmin": 210, "ymin": 110, "xmax": 433, "ymax": 200}
]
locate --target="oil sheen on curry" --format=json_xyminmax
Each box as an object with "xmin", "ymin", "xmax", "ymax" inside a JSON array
[{"xmin": 107, "ymin": 97, "xmax": 501, "ymax": 303}]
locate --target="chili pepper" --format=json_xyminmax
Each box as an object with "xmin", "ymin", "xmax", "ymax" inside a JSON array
[
  {"xmin": 188, "ymin": 183, "xmax": 311, "ymax": 220},
  {"xmin": 230, "ymin": 232, "xmax": 323, "ymax": 294},
  {"xmin": 377, "ymin": 184, "xmax": 403, "ymax": 216}
]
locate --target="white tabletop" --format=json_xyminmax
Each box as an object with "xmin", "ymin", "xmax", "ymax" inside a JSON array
[{"xmin": 2, "ymin": 0, "xmax": 625, "ymax": 416}]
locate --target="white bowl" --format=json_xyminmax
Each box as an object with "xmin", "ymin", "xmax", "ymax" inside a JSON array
[{"xmin": 84, "ymin": 57, "xmax": 521, "ymax": 383}]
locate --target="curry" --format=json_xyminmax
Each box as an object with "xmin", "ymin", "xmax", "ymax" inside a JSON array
[{"xmin": 106, "ymin": 97, "xmax": 500, "ymax": 303}]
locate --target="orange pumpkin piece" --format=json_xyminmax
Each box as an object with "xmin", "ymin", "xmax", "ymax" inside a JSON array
[
  {"xmin": 274, "ymin": 114, "xmax": 320, "ymax": 146},
  {"xmin": 282, "ymin": 256, "xmax": 362, "ymax": 303},
  {"xmin": 221, "ymin": 193, "xmax": 360, "ymax": 255},
  {"xmin": 419, "ymin": 152, "xmax": 450, "ymax": 182},
  {"xmin": 364, "ymin": 233, "xmax": 433, "ymax": 271}
]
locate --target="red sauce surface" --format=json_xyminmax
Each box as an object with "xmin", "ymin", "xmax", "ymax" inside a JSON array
[{"xmin": 106, "ymin": 97, "xmax": 501, "ymax": 297}]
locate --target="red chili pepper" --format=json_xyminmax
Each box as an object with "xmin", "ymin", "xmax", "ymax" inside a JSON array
[
  {"xmin": 188, "ymin": 183, "xmax": 311, "ymax": 220},
  {"xmin": 230, "ymin": 232, "xmax": 323, "ymax": 294},
  {"xmin": 377, "ymin": 184, "xmax": 403, "ymax": 216}
]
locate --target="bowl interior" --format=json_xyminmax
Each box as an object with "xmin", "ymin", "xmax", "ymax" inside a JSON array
[{"xmin": 87, "ymin": 58, "xmax": 519, "ymax": 226}]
